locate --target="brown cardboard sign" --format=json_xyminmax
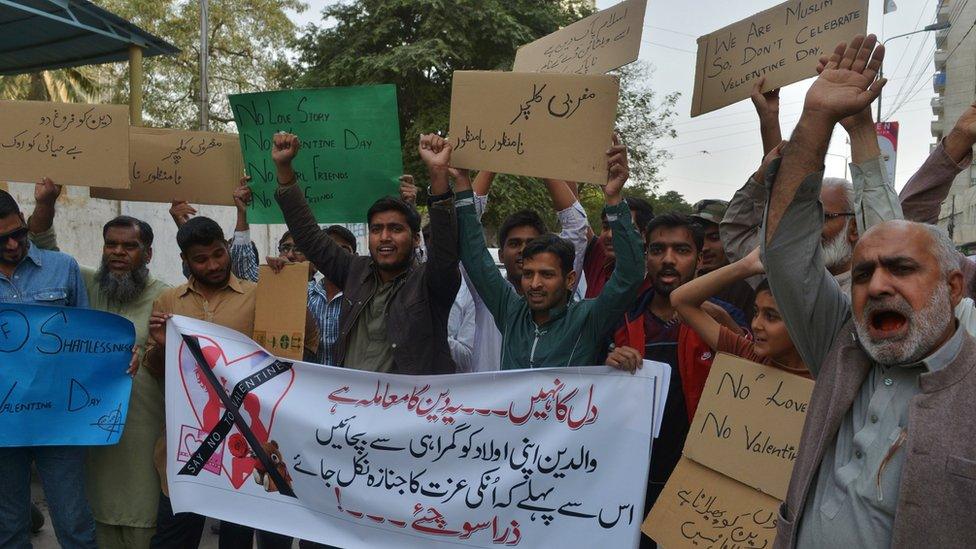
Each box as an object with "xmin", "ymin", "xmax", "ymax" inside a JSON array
[
  {"xmin": 448, "ymin": 71, "xmax": 619, "ymax": 185},
  {"xmin": 642, "ymin": 457, "xmax": 780, "ymax": 548},
  {"xmin": 684, "ymin": 353, "xmax": 813, "ymax": 500},
  {"xmin": 513, "ymin": 0, "xmax": 647, "ymax": 75},
  {"xmin": 91, "ymin": 127, "xmax": 241, "ymax": 206},
  {"xmin": 253, "ymin": 263, "xmax": 309, "ymax": 360},
  {"xmin": 0, "ymin": 100, "xmax": 129, "ymax": 188},
  {"xmin": 691, "ymin": 0, "xmax": 869, "ymax": 117}
]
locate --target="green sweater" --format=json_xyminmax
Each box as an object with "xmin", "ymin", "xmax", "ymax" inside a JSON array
[{"xmin": 456, "ymin": 189, "xmax": 645, "ymax": 370}]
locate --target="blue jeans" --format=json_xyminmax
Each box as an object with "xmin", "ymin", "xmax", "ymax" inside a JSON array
[{"xmin": 0, "ymin": 446, "xmax": 96, "ymax": 548}]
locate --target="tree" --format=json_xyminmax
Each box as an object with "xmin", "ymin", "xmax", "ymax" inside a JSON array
[
  {"xmin": 0, "ymin": 69, "xmax": 101, "ymax": 103},
  {"xmin": 289, "ymin": 1, "xmax": 680, "ymax": 237},
  {"xmin": 96, "ymin": 0, "xmax": 305, "ymax": 130}
]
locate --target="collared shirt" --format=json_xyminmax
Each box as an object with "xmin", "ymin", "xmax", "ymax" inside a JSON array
[
  {"xmin": 796, "ymin": 325, "xmax": 965, "ymax": 548},
  {"xmin": 0, "ymin": 243, "xmax": 87, "ymax": 307},
  {"xmin": 761, "ymin": 167, "xmax": 965, "ymax": 548},
  {"xmin": 464, "ymin": 195, "xmax": 591, "ymax": 372},
  {"xmin": 145, "ymin": 273, "xmax": 255, "ymax": 497},
  {"xmin": 344, "ymin": 273, "xmax": 404, "ymax": 373},
  {"xmin": 307, "ymin": 280, "xmax": 342, "ymax": 365}
]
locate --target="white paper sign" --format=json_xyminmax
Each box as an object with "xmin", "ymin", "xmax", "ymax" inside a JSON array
[{"xmin": 165, "ymin": 316, "xmax": 669, "ymax": 548}]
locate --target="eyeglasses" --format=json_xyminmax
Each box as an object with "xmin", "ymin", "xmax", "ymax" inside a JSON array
[
  {"xmin": 824, "ymin": 212, "xmax": 856, "ymax": 221},
  {"xmin": 0, "ymin": 227, "xmax": 28, "ymax": 247},
  {"xmin": 278, "ymin": 244, "xmax": 299, "ymax": 254}
]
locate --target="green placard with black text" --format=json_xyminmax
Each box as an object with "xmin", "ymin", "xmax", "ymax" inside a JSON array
[{"xmin": 230, "ymin": 85, "xmax": 402, "ymax": 223}]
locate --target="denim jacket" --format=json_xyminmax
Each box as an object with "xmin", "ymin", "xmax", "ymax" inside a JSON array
[{"xmin": 0, "ymin": 244, "xmax": 88, "ymax": 308}]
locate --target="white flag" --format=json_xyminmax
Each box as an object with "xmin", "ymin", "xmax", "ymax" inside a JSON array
[{"xmin": 884, "ymin": 0, "xmax": 897, "ymax": 14}]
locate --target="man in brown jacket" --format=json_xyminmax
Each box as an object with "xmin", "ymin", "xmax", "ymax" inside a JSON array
[
  {"xmin": 270, "ymin": 132, "xmax": 460, "ymax": 375},
  {"xmin": 762, "ymin": 35, "xmax": 976, "ymax": 548}
]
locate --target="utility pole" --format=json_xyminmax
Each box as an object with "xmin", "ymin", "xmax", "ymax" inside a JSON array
[
  {"xmin": 949, "ymin": 194, "xmax": 956, "ymax": 240},
  {"xmin": 199, "ymin": 0, "xmax": 209, "ymax": 131}
]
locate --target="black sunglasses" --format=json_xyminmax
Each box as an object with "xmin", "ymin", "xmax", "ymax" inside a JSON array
[
  {"xmin": 824, "ymin": 212, "xmax": 855, "ymax": 221},
  {"xmin": 0, "ymin": 227, "xmax": 28, "ymax": 246}
]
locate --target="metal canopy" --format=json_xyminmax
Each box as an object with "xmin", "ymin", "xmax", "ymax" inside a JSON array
[{"xmin": 0, "ymin": 0, "xmax": 179, "ymax": 76}]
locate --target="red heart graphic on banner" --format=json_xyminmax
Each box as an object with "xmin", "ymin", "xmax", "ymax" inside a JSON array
[{"xmin": 177, "ymin": 335, "xmax": 295, "ymax": 490}]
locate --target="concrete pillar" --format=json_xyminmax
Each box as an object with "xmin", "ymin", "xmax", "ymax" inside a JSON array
[{"xmin": 128, "ymin": 45, "xmax": 144, "ymax": 126}]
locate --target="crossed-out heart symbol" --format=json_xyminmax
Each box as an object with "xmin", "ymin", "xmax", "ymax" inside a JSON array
[{"xmin": 177, "ymin": 335, "xmax": 295, "ymax": 490}]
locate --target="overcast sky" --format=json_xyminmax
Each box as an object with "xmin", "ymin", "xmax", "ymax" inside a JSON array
[{"xmin": 293, "ymin": 0, "xmax": 946, "ymax": 203}]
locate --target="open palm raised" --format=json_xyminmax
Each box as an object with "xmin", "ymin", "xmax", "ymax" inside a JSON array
[{"xmin": 803, "ymin": 35, "xmax": 887, "ymax": 123}]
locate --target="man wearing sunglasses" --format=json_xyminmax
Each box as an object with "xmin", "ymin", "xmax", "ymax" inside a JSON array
[{"xmin": 0, "ymin": 188, "xmax": 93, "ymax": 548}]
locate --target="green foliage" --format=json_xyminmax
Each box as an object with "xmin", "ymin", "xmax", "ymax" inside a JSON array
[{"xmin": 96, "ymin": 0, "xmax": 305, "ymax": 130}]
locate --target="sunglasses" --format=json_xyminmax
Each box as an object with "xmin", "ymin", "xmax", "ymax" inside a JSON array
[{"xmin": 0, "ymin": 227, "xmax": 28, "ymax": 247}]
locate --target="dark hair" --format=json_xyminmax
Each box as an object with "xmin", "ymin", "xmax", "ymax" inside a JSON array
[
  {"xmin": 0, "ymin": 190, "xmax": 20, "ymax": 218},
  {"xmin": 644, "ymin": 212, "xmax": 704, "ymax": 252},
  {"xmin": 367, "ymin": 197, "xmax": 421, "ymax": 234},
  {"xmin": 625, "ymin": 197, "xmax": 654, "ymax": 235},
  {"xmin": 103, "ymin": 215, "xmax": 153, "ymax": 248},
  {"xmin": 176, "ymin": 217, "xmax": 226, "ymax": 253},
  {"xmin": 522, "ymin": 234, "xmax": 575, "ymax": 276},
  {"xmin": 755, "ymin": 278, "xmax": 771, "ymax": 296},
  {"xmin": 497, "ymin": 210, "xmax": 547, "ymax": 248},
  {"xmin": 279, "ymin": 231, "xmax": 292, "ymax": 246},
  {"xmin": 325, "ymin": 224, "xmax": 357, "ymax": 253}
]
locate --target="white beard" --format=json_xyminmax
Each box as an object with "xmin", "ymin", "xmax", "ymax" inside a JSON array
[
  {"xmin": 822, "ymin": 223, "xmax": 854, "ymax": 272},
  {"xmin": 855, "ymin": 283, "xmax": 954, "ymax": 366}
]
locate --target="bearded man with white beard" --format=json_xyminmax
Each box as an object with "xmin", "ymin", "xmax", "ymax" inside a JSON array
[
  {"xmin": 762, "ymin": 35, "xmax": 976, "ymax": 548},
  {"xmin": 28, "ymin": 179, "xmax": 169, "ymax": 549}
]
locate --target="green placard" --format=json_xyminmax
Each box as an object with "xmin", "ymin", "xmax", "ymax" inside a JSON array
[{"xmin": 229, "ymin": 85, "xmax": 403, "ymax": 223}]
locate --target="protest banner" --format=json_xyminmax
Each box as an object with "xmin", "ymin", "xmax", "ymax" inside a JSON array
[
  {"xmin": 642, "ymin": 354, "xmax": 812, "ymax": 547},
  {"xmin": 165, "ymin": 315, "xmax": 670, "ymax": 548},
  {"xmin": 643, "ymin": 457, "xmax": 780, "ymax": 548},
  {"xmin": 876, "ymin": 121, "xmax": 898, "ymax": 183},
  {"xmin": 0, "ymin": 303, "xmax": 135, "ymax": 446},
  {"xmin": 683, "ymin": 354, "xmax": 812, "ymax": 499},
  {"xmin": 253, "ymin": 262, "xmax": 309, "ymax": 360},
  {"xmin": 513, "ymin": 0, "xmax": 646, "ymax": 75},
  {"xmin": 449, "ymin": 71, "xmax": 619, "ymax": 185},
  {"xmin": 230, "ymin": 86, "xmax": 403, "ymax": 224},
  {"xmin": 690, "ymin": 0, "xmax": 869, "ymax": 117},
  {"xmin": 91, "ymin": 127, "xmax": 242, "ymax": 206},
  {"xmin": 0, "ymin": 100, "xmax": 129, "ymax": 188}
]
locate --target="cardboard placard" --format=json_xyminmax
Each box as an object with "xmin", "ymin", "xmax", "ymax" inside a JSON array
[
  {"xmin": 448, "ymin": 71, "xmax": 619, "ymax": 185},
  {"xmin": 230, "ymin": 86, "xmax": 403, "ymax": 224},
  {"xmin": 684, "ymin": 354, "xmax": 812, "ymax": 499},
  {"xmin": 691, "ymin": 0, "xmax": 869, "ymax": 117},
  {"xmin": 253, "ymin": 263, "xmax": 309, "ymax": 360},
  {"xmin": 642, "ymin": 457, "xmax": 780, "ymax": 548},
  {"xmin": 0, "ymin": 100, "xmax": 129, "ymax": 188},
  {"xmin": 91, "ymin": 127, "xmax": 242, "ymax": 206},
  {"xmin": 513, "ymin": 0, "xmax": 647, "ymax": 75}
]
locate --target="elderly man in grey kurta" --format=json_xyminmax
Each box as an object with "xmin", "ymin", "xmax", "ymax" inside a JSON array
[{"xmin": 761, "ymin": 35, "xmax": 976, "ymax": 548}]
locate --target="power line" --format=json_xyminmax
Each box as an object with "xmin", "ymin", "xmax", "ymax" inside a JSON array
[
  {"xmin": 641, "ymin": 40, "xmax": 695, "ymax": 54},
  {"xmin": 885, "ymin": 0, "xmax": 933, "ymax": 80},
  {"xmin": 644, "ymin": 24, "xmax": 697, "ymax": 39}
]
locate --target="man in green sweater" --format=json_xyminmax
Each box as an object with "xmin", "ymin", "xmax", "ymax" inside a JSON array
[{"xmin": 434, "ymin": 134, "xmax": 644, "ymax": 369}]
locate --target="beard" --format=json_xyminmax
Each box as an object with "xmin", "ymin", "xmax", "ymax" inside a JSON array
[
  {"xmin": 854, "ymin": 283, "xmax": 953, "ymax": 366},
  {"xmin": 822, "ymin": 223, "xmax": 854, "ymax": 272},
  {"xmin": 96, "ymin": 256, "xmax": 150, "ymax": 304}
]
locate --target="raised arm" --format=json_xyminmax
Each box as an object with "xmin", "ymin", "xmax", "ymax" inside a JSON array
[
  {"xmin": 751, "ymin": 77, "xmax": 782, "ymax": 155},
  {"xmin": 589, "ymin": 136, "xmax": 646, "ymax": 337},
  {"xmin": 721, "ymin": 142, "xmax": 784, "ymax": 265},
  {"xmin": 27, "ymin": 178, "xmax": 62, "ymax": 250},
  {"xmin": 418, "ymin": 134, "xmax": 461, "ymax": 307},
  {"xmin": 272, "ymin": 132, "xmax": 353, "ymax": 288},
  {"xmin": 229, "ymin": 178, "xmax": 260, "ymax": 282},
  {"xmin": 763, "ymin": 35, "xmax": 886, "ymax": 375},
  {"xmin": 672, "ymin": 249, "xmax": 764, "ymax": 350},
  {"xmin": 899, "ymin": 103, "xmax": 976, "ymax": 223}
]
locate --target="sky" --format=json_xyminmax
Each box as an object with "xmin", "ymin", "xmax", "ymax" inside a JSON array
[{"xmin": 292, "ymin": 0, "xmax": 948, "ymax": 204}]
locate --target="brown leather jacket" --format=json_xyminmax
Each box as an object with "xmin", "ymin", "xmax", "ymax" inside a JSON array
[{"xmin": 274, "ymin": 184, "xmax": 459, "ymax": 375}]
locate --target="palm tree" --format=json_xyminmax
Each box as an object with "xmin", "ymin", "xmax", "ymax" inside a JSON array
[{"xmin": 0, "ymin": 66, "xmax": 103, "ymax": 102}]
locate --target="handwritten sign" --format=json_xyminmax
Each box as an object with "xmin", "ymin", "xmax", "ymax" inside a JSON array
[
  {"xmin": 642, "ymin": 457, "xmax": 780, "ymax": 548},
  {"xmin": 642, "ymin": 354, "xmax": 810, "ymax": 547},
  {"xmin": 0, "ymin": 100, "xmax": 129, "ymax": 188},
  {"xmin": 253, "ymin": 263, "xmax": 309, "ymax": 360},
  {"xmin": 449, "ymin": 71, "xmax": 619, "ymax": 185},
  {"xmin": 691, "ymin": 0, "xmax": 869, "ymax": 116},
  {"xmin": 230, "ymin": 86, "xmax": 403, "ymax": 224},
  {"xmin": 91, "ymin": 127, "xmax": 242, "ymax": 206},
  {"xmin": 513, "ymin": 0, "xmax": 646, "ymax": 75},
  {"xmin": 0, "ymin": 303, "xmax": 135, "ymax": 446},
  {"xmin": 684, "ymin": 354, "xmax": 812, "ymax": 499},
  {"xmin": 165, "ymin": 315, "xmax": 670, "ymax": 548}
]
